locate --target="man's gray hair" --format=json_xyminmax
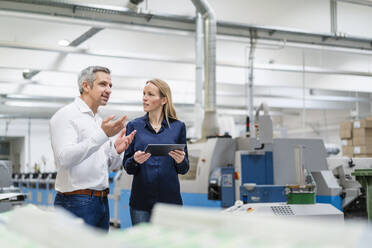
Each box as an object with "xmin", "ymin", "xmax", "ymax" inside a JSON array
[{"xmin": 77, "ymin": 66, "xmax": 111, "ymax": 94}]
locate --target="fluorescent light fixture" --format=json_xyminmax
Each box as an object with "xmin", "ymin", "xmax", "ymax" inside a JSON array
[
  {"xmin": 4, "ymin": 101, "xmax": 63, "ymax": 108},
  {"xmin": 216, "ymin": 108, "xmax": 293, "ymax": 116},
  {"xmin": 58, "ymin": 39, "xmax": 70, "ymax": 47},
  {"xmin": 5, "ymin": 94, "xmax": 32, "ymax": 99}
]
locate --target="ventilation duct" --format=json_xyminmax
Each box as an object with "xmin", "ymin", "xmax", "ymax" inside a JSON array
[{"xmin": 191, "ymin": 0, "xmax": 219, "ymax": 139}]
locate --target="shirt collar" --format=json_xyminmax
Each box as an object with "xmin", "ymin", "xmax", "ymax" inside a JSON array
[
  {"xmin": 74, "ymin": 97, "xmax": 94, "ymax": 116},
  {"xmin": 143, "ymin": 113, "xmax": 169, "ymax": 130}
]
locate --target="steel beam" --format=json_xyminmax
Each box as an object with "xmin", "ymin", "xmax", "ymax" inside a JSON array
[
  {"xmin": 22, "ymin": 26, "xmax": 103, "ymax": 80},
  {"xmin": 337, "ymin": 0, "xmax": 372, "ymax": 7},
  {"xmin": 69, "ymin": 27, "xmax": 104, "ymax": 47},
  {"xmin": 2, "ymin": 42, "xmax": 372, "ymax": 77}
]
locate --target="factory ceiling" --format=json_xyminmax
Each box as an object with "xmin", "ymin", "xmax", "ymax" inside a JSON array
[{"xmin": 0, "ymin": 0, "xmax": 372, "ymax": 122}]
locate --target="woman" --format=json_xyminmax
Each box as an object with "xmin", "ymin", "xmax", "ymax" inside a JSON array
[{"xmin": 123, "ymin": 78, "xmax": 189, "ymax": 225}]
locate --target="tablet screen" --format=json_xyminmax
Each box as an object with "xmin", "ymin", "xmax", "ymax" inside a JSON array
[{"xmin": 144, "ymin": 144, "xmax": 185, "ymax": 156}]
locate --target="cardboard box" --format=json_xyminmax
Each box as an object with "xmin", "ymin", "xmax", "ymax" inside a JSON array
[
  {"xmin": 343, "ymin": 152, "xmax": 353, "ymax": 158},
  {"xmin": 354, "ymin": 146, "xmax": 372, "ymax": 154},
  {"xmin": 341, "ymin": 139, "xmax": 353, "ymax": 146},
  {"xmin": 353, "ymin": 128, "xmax": 372, "ymax": 137},
  {"xmin": 341, "ymin": 121, "xmax": 353, "ymax": 130},
  {"xmin": 353, "ymin": 136, "xmax": 372, "ymax": 146},
  {"xmin": 354, "ymin": 120, "xmax": 372, "ymax": 128},
  {"xmin": 340, "ymin": 121, "xmax": 353, "ymax": 139},
  {"xmin": 340, "ymin": 129, "xmax": 352, "ymax": 139},
  {"xmin": 342, "ymin": 146, "xmax": 353, "ymax": 157}
]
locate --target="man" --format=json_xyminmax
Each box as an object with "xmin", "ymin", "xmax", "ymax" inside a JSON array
[{"xmin": 49, "ymin": 66, "xmax": 136, "ymax": 231}]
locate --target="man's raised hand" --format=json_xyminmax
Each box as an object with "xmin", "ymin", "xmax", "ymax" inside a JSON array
[
  {"xmin": 101, "ymin": 115, "xmax": 127, "ymax": 137},
  {"xmin": 114, "ymin": 128, "xmax": 136, "ymax": 154}
]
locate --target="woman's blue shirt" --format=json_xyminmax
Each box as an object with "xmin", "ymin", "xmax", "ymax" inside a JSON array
[{"xmin": 123, "ymin": 114, "xmax": 189, "ymax": 211}]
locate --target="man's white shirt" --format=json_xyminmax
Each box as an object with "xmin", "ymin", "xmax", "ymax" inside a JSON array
[{"xmin": 50, "ymin": 97, "xmax": 123, "ymax": 192}]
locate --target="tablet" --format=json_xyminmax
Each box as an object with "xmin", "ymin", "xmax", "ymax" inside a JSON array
[{"xmin": 144, "ymin": 144, "xmax": 185, "ymax": 156}]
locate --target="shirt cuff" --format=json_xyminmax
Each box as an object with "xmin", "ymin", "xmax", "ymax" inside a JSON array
[
  {"xmin": 110, "ymin": 140, "xmax": 121, "ymax": 156},
  {"xmin": 175, "ymin": 158, "xmax": 185, "ymax": 165}
]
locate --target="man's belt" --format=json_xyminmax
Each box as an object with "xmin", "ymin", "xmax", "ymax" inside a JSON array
[{"xmin": 57, "ymin": 188, "xmax": 109, "ymax": 197}]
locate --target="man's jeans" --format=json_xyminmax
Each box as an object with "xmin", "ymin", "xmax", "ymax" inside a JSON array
[
  {"xmin": 54, "ymin": 193, "xmax": 110, "ymax": 231},
  {"xmin": 130, "ymin": 207, "xmax": 151, "ymax": 226}
]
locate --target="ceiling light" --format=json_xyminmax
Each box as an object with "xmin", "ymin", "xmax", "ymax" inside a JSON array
[
  {"xmin": 4, "ymin": 101, "xmax": 63, "ymax": 108},
  {"xmin": 58, "ymin": 39, "xmax": 70, "ymax": 47}
]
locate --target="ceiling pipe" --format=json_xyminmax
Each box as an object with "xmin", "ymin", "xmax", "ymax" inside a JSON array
[
  {"xmin": 194, "ymin": 12, "xmax": 204, "ymax": 140},
  {"xmin": 2, "ymin": 41, "xmax": 372, "ymax": 77},
  {"xmin": 191, "ymin": 0, "xmax": 219, "ymax": 139},
  {"xmin": 1, "ymin": 83, "xmax": 370, "ymax": 103},
  {"xmin": 330, "ymin": 0, "xmax": 338, "ymax": 35},
  {"xmin": 246, "ymin": 30, "xmax": 257, "ymax": 138}
]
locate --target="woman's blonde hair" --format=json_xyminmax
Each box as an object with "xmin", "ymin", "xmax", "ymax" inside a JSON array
[{"xmin": 146, "ymin": 79, "xmax": 178, "ymax": 125}]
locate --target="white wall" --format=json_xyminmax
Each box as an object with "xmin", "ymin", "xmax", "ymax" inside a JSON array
[
  {"xmin": 338, "ymin": 2, "xmax": 372, "ymax": 38},
  {"xmin": 276, "ymin": 108, "xmax": 368, "ymax": 153}
]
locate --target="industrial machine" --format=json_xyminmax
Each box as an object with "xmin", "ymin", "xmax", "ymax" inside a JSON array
[
  {"xmin": 225, "ymin": 137, "xmax": 342, "ymax": 209},
  {"xmin": 222, "ymin": 151, "xmax": 343, "ymax": 222},
  {"xmin": 223, "ymin": 202, "xmax": 344, "ymax": 222},
  {"xmin": 12, "ymin": 172, "xmax": 57, "ymax": 207},
  {"xmin": 327, "ymin": 157, "xmax": 372, "ymax": 219},
  {"xmin": 185, "ymin": 109, "xmax": 342, "ymax": 210},
  {"xmin": 0, "ymin": 160, "xmax": 26, "ymax": 213}
]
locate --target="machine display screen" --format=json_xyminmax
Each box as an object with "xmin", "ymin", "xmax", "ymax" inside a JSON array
[{"xmin": 0, "ymin": 142, "xmax": 10, "ymax": 156}]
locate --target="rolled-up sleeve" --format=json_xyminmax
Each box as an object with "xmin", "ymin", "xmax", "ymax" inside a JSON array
[
  {"xmin": 107, "ymin": 138, "xmax": 124, "ymax": 171},
  {"xmin": 123, "ymin": 122, "xmax": 140, "ymax": 175},
  {"xmin": 174, "ymin": 122, "xmax": 189, "ymax": 175}
]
